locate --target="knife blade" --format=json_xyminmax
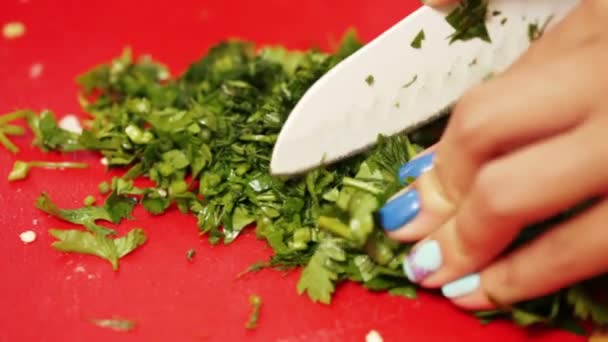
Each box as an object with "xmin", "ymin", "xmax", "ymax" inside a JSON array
[{"xmin": 270, "ymin": 0, "xmax": 578, "ymax": 176}]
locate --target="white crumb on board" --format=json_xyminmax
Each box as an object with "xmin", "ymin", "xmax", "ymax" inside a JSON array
[
  {"xmin": 365, "ymin": 330, "xmax": 383, "ymax": 342},
  {"xmin": 19, "ymin": 230, "xmax": 36, "ymax": 244},
  {"xmin": 58, "ymin": 115, "xmax": 83, "ymax": 134},
  {"xmin": 3, "ymin": 22, "xmax": 26, "ymax": 39},
  {"xmin": 100, "ymin": 157, "xmax": 108, "ymax": 166},
  {"xmin": 29, "ymin": 63, "xmax": 44, "ymax": 79}
]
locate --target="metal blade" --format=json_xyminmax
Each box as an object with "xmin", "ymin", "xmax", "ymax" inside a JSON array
[{"xmin": 270, "ymin": 0, "xmax": 578, "ymax": 176}]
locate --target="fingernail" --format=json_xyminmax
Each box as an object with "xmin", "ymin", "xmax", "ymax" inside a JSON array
[
  {"xmin": 378, "ymin": 190, "xmax": 420, "ymax": 231},
  {"xmin": 399, "ymin": 152, "xmax": 435, "ymax": 183},
  {"xmin": 442, "ymin": 273, "xmax": 481, "ymax": 299},
  {"xmin": 403, "ymin": 240, "xmax": 442, "ymax": 283}
]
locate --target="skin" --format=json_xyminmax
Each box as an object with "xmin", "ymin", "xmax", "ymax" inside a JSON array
[{"xmin": 390, "ymin": 0, "xmax": 608, "ymax": 309}]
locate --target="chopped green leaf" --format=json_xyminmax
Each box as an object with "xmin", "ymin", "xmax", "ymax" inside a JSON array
[
  {"xmin": 245, "ymin": 294, "xmax": 262, "ymax": 329},
  {"xmin": 98, "ymin": 181, "xmax": 111, "ymax": 195},
  {"xmin": 388, "ymin": 286, "xmax": 417, "ymax": 299},
  {"xmin": 84, "ymin": 195, "xmax": 96, "ymax": 206},
  {"xmin": 528, "ymin": 16, "xmax": 554, "ymax": 42},
  {"xmin": 36, "ymin": 192, "xmax": 136, "ymax": 236},
  {"xmin": 446, "ymin": 0, "xmax": 491, "ymax": 44},
  {"xmin": 8, "ymin": 160, "xmax": 88, "ymax": 182},
  {"xmin": 297, "ymin": 238, "xmax": 346, "ymax": 304},
  {"xmin": 567, "ymin": 286, "xmax": 608, "ymax": 325},
  {"xmin": 50, "ymin": 228, "xmax": 146, "ymax": 270},
  {"xmin": 410, "ymin": 29, "xmax": 425, "ymax": 49},
  {"xmin": 365, "ymin": 74, "xmax": 375, "ymax": 86},
  {"xmin": 402, "ymin": 75, "xmax": 418, "ymax": 89},
  {"xmin": 186, "ymin": 248, "xmax": 196, "ymax": 261}
]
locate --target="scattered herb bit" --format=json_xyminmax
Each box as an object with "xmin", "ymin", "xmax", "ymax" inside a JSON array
[
  {"xmin": 8, "ymin": 160, "xmax": 88, "ymax": 182},
  {"xmin": 89, "ymin": 318, "xmax": 136, "ymax": 332},
  {"xmin": 469, "ymin": 58, "xmax": 478, "ymax": 67},
  {"xmin": 410, "ymin": 29, "xmax": 425, "ymax": 49},
  {"xmin": 402, "ymin": 75, "xmax": 418, "ymax": 89},
  {"xmin": 186, "ymin": 248, "xmax": 196, "ymax": 261},
  {"xmin": 446, "ymin": 0, "xmax": 491, "ymax": 44},
  {"xmin": 528, "ymin": 15, "xmax": 554, "ymax": 42},
  {"xmin": 50, "ymin": 228, "xmax": 146, "ymax": 270},
  {"xmin": 491, "ymin": 10, "xmax": 501, "ymax": 16},
  {"xmin": 0, "ymin": 110, "xmax": 35, "ymax": 153},
  {"xmin": 245, "ymin": 295, "xmax": 262, "ymax": 330},
  {"xmin": 365, "ymin": 74, "xmax": 375, "ymax": 86},
  {"xmin": 500, "ymin": 17, "xmax": 508, "ymax": 25},
  {"xmin": 388, "ymin": 286, "xmax": 417, "ymax": 299},
  {"xmin": 84, "ymin": 195, "xmax": 96, "ymax": 206},
  {"xmin": 2, "ymin": 22, "xmax": 25, "ymax": 40},
  {"xmin": 394, "ymin": 102, "xmax": 400, "ymax": 109},
  {"xmin": 567, "ymin": 285, "xmax": 608, "ymax": 325},
  {"xmin": 98, "ymin": 181, "xmax": 111, "ymax": 195},
  {"xmin": 36, "ymin": 191, "xmax": 136, "ymax": 236}
]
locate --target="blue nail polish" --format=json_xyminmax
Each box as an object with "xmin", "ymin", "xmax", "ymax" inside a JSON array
[
  {"xmin": 378, "ymin": 190, "xmax": 420, "ymax": 231},
  {"xmin": 399, "ymin": 152, "xmax": 435, "ymax": 183},
  {"xmin": 442, "ymin": 273, "xmax": 480, "ymax": 298}
]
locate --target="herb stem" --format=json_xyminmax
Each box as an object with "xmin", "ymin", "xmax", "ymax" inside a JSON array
[
  {"xmin": 317, "ymin": 216, "xmax": 352, "ymax": 240},
  {"xmin": 0, "ymin": 110, "xmax": 32, "ymax": 124},
  {"xmin": 28, "ymin": 161, "xmax": 89, "ymax": 169},
  {"xmin": 0, "ymin": 131, "xmax": 19, "ymax": 153},
  {"xmin": 0, "ymin": 124, "xmax": 26, "ymax": 135},
  {"xmin": 342, "ymin": 177, "xmax": 383, "ymax": 195}
]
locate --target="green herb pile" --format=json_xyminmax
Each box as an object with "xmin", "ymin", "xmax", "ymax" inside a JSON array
[{"xmin": 3, "ymin": 1, "xmax": 607, "ymax": 335}]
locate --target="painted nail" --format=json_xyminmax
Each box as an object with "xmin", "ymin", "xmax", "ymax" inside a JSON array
[
  {"xmin": 378, "ymin": 190, "xmax": 420, "ymax": 231},
  {"xmin": 403, "ymin": 240, "xmax": 442, "ymax": 283},
  {"xmin": 442, "ymin": 273, "xmax": 481, "ymax": 299},
  {"xmin": 399, "ymin": 152, "xmax": 435, "ymax": 183}
]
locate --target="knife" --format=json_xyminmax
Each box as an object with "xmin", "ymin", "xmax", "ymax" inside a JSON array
[{"xmin": 270, "ymin": 0, "xmax": 578, "ymax": 176}]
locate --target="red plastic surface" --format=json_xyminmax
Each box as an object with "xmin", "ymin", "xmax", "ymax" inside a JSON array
[{"xmin": 0, "ymin": 1, "xmax": 585, "ymax": 341}]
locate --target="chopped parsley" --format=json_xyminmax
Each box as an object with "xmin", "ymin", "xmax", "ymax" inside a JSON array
[
  {"xmin": 445, "ymin": 0, "xmax": 491, "ymax": 44},
  {"xmin": 90, "ymin": 318, "xmax": 136, "ymax": 331},
  {"xmin": 410, "ymin": 29, "xmax": 425, "ymax": 49},
  {"xmin": 365, "ymin": 74, "xmax": 375, "ymax": 86},
  {"xmin": 3, "ymin": 26, "xmax": 607, "ymax": 333},
  {"xmin": 528, "ymin": 16, "xmax": 554, "ymax": 42},
  {"xmin": 8, "ymin": 160, "xmax": 88, "ymax": 181},
  {"xmin": 186, "ymin": 248, "xmax": 196, "ymax": 261},
  {"xmin": 500, "ymin": 17, "xmax": 508, "ymax": 26},
  {"xmin": 402, "ymin": 75, "xmax": 418, "ymax": 88},
  {"xmin": 245, "ymin": 295, "xmax": 262, "ymax": 329}
]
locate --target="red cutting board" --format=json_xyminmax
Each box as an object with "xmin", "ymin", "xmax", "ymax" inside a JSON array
[{"xmin": 0, "ymin": 1, "xmax": 585, "ymax": 341}]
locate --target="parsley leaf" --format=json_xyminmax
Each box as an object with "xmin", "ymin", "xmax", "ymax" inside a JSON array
[
  {"xmin": 411, "ymin": 29, "xmax": 425, "ymax": 49},
  {"xmin": 50, "ymin": 228, "xmax": 146, "ymax": 270},
  {"xmin": 446, "ymin": 0, "xmax": 491, "ymax": 44},
  {"xmin": 297, "ymin": 238, "xmax": 346, "ymax": 304},
  {"xmin": 567, "ymin": 286, "xmax": 608, "ymax": 325},
  {"xmin": 245, "ymin": 295, "xmax": 262, "ymax": 329}
]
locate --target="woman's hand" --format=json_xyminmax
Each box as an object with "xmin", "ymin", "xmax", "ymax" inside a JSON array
[{"xmin": 378, "ymin": 0, "xmax": 608, "ymax": 310}]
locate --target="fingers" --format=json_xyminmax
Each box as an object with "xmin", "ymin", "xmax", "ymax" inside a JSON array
[
  {"xmin": 406, "ymin": 115, "xmax": 608, "ymax": 288},
  {"xmin": 447, "ymin": 198, "xmax": 608, "ymax": 310},
  {"xmin": 379, "ymin": 45, "xmax": 596, "ymax": 241},
  {"xmin": 434, "ymin": 41, "xmax": 597, "ymax": 203}
]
